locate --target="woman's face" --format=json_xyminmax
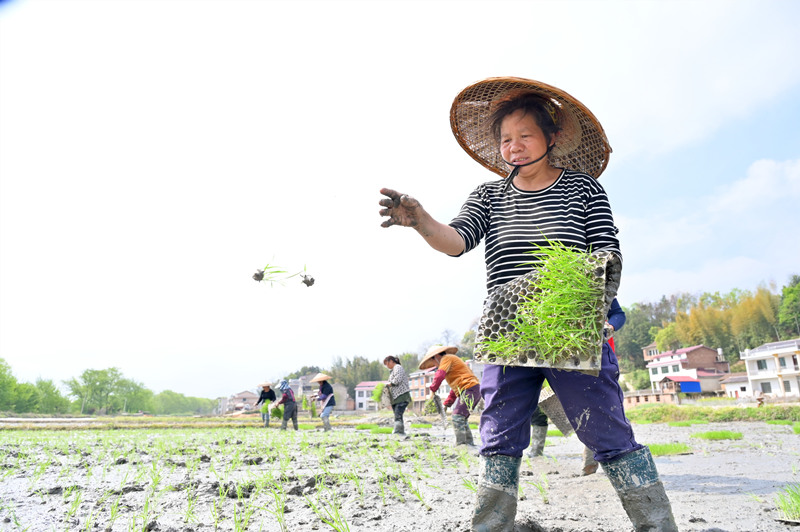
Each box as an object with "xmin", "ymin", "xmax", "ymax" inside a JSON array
[
  {"xmin": 499, "ymin": 109, "xmax": 552, "ymax": 169},
  {"xmin": 385, "ymin": 360, "xmax": 396, "ymax": 370}
]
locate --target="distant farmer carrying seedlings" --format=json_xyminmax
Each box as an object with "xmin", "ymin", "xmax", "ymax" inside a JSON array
[
  {"xmin": 419, "ymin": 345, "xmax": 480, "ymax": 447},
  {"xmin": 379, "ymin": 77, "xmax": 676, "ymax": 531},
  {"xmin": 310, "ymin": 373, "xmax": 336, "ymax": 432},
  {"xmin": 254, "ymin": 382, "xmax": 276, "ymax": 428},
  {"xmin": 276, "ymin": 380, "xmax": 298, "ymax": 431},
  {"xmin": 383, "ymin": 356, "xmax": 412, "ymax": 435}
]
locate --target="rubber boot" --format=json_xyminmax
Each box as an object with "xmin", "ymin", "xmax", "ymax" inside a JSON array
[
  {"xmin": 601, "ymin": 447, "xmax": 678, "ymax": 532},
  {"xmin": 471, "ymin": 454, "xmax": 520, "ymax": 532},
  {"xmin": 452, "ymin": 414, "xmax": 469, "ymax": 446},
  {"xmin": 527, "ymin": 425, "xmax": 547, "ymax": 457},
  {"xmin": 393, "ymin": 420, "xmax": 405, "ymax": 435},
  {"xmin": 280, "ymin": 417, "xmax": 288, "ymax": 431},
  {"xmin": 322, "ymin": 417, "xmax": 332, "ymax": 432},
  {"xmin": 581, "ymin": 446, "xmax": 598, "ymax": 476},
  {"xmin": 464, "ymin": 421, "xmax": 475, "ymax": 446}
]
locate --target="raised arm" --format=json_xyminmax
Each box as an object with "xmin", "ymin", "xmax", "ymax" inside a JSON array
[{"xmin": 379, "ymin": 188, "xmax": 465, "ymax": 256}]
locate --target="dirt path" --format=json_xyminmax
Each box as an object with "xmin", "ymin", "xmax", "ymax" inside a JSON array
[{"xmin": 0, "ymin": 420, "xmax": 797, "ymax": 531}]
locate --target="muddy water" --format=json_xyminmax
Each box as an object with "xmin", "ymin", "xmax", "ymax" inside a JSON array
[{"xmin": 0, "ymin": 420, "xmax": 797, "ymax": 531}]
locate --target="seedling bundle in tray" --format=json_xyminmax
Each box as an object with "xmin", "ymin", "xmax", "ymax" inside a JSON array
[{"xmin": 475, "ymin": 243, "xmax": 621, "ymax": 376}]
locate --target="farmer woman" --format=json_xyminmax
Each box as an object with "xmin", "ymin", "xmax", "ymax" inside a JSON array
[
  {"xmin": 310, "ymin": 373, "xmax": 336, "ymax": 432},
  {"xmin": 383, "ymin": 356, "xmax": 412, "ymax": 435},
  {"xmin": 379, "ymin": 77, "xmax": 676, "ymax": 531},
  {"xmin": 254, "ymin": 382, "xmax": 276, "ymax": 428},
  {"xmin": 419, "ymin": 345, "xmax": 480, "ymax": 447},
  {"xmin": 276, "ymin": 379, "xmax": 298, "ymax": 431}
]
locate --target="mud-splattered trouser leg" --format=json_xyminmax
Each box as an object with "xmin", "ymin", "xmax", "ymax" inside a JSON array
[
  {"xmin": 282, "ymin": 402, "xmax": 298, "ymax": 431},
  {"xmin": 392, "ymin": 402, "xmax": 408, "ymax": 434},
  {"xmin": 479, "ymin": 343, "xmax": 642, "ymax": 461},
  {"xmin": 320, "ymin": 405, "xmax": 334, "ymax": 431},
  {"xmin": 453, "ymin": 385, "xmax": 480, "ymax": 446}
]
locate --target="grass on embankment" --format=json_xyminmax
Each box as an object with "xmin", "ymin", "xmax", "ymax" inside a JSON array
[{"xmin": 625, "ymin": 404, "xmax": 800, "ymax": 424}]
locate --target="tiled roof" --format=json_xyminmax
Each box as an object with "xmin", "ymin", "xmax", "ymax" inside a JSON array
[
  {"xmin": 354, "ymin": 380, "xmax": 387, "ymax": 389},
  {"xmin": 662, "ymin": 376, "xmax": 699, "ymax": 382}
]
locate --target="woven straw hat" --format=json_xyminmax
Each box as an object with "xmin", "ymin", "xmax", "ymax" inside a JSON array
[
  {"xmin": 258, "ymin": 382, "xmax": 272, "ymax": 388},
  {"xmin": 450, "ymin": 77, "xmax": 611, "ymax": 179},
  {"xmin": 310, "ymin": 373, "xmax": 332, "ymax": 383},
  {"xmin": 419, "ymin": 345, "xmax": 458, "ymax": 370}
]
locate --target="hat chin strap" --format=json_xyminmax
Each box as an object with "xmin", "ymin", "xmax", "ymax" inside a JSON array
[{"xmin": 501, "ymin": 143, "xmax": 554, "ymax": 193}]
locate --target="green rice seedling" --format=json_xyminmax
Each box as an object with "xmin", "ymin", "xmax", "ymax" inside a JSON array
[
  {"xmin": 372, "ymin": 383, "xmax": 386, "ymax": 403},
  {"xmin": 688, "ymin": 419, "xmax": 708, "ymax": 424},
  {"xmin": 388, "ymin": 478, "xmax": 405, "ymax": 502},
  {"xmin": 469, "ymin": 423, "xmax": 478, "ymax": 430},
  {"xmin": 65, "ymin": 488, "xmax": 82, "ymax": 521},
  {"xmin": 355, "ymin": 423, "xmax": 379, "ymax": 430},
  {"xmin": 668, "ymin": 421, "xmax": 692, "ymax": 427},
  {"xmin": 766, "ymin": 420, "xmax": 793, "ymax": 425},
  {"xmin": 183, "ymin": 486, "xmax": 198, "ymax": 523},
  {"xmin": 298, "ymin": 423, "xmax": 315, "ymax": 430},
  {"xmin": 371, "ymin": 427, "xmax": 393, "ymax": 434},
  {"xmin": 262, "ymin": 479, "xmax": 289, "ymax": 532},
  {"xmin": 411, "ymin": 423, "xmax": 432, "ymax": 429},
  {"xmin": 793, "ymin": 423, "xmax": 800, "ymax": 435},
  {"xmin": 776, "ymin": 483, "xmax": 800, "ymax": 520},
  {"xmin": 406, "ymin": 477, "xmax": 430, "ymax": 510},
  {"xmin": 462, "ymin": 477, "xmax": 477, "ymax": 493},
  {"xmin": 209, "ymin": 499, "xmax": 225, "ymax": 530},
  {"xmin": 529, "ymin": 473, "xmax": 550, "ymax": 504},
  {"xmin": 648, "ymin": 443, "xmax": 691, "ymax": 456},
  {"xmin": 304, "ymin": 486, "xmax": 350, "ymax": 532},
  {"xmin": 480, "ymin": 240, "xmax": 606, "ymax": 365},
  {"xmin": 546, "ymin": 429, "xmax": 563, "ymax": 437},
  {"xmin": 691, "ymin": 431, "xmax": 743, "ymax": 440}
]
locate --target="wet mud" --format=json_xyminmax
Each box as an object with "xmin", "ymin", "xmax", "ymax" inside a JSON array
[{"xmin": 0, "ymin": 420, "xmax": 797, "ymax": 531}]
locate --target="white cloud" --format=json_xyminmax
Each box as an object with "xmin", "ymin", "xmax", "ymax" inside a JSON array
[{"xmin": 618, "ymin": 158, "xmax": 800, "ymax": 302}]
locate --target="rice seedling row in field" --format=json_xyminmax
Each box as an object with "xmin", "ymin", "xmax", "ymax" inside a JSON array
[{"xmin": 0, "ymin": 426, "xmax": 482, "ymax": 531}]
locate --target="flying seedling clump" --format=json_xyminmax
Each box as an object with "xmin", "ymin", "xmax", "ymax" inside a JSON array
[
  {"xmin": 252, "ymin": 263, "xmax": 314, "ymax": 287},
  {"xmin": 480, "ymin": 241, "xmax": 606, "ymax": 366}
]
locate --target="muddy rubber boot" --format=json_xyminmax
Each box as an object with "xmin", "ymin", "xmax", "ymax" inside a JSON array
[
  {"xmin": 526, "ymin": 425, "xmax": 547, "ymax": 457},
  {"xmin": 452, "ymin": 414, "xmax": 469, "ymax": 446},
  {"xmin": 280, "ymin": 418, "xmax": 288, "ymax": 431},
  {"xmin": 464, "ymin": 422, "xmax": 475, "ymax": 446},
  {"xmin": 581, "ymin": 446, "xmax": 598, "ymax": 476},
  {"xmin": 471, "ymin": 454, "xmax": 521, "ymax": 532},
  {"xmin": 322, "ymin": 417, "xmax": 332, "ymax": 432},
  {"xmin": 393, "ymin": 420, "xmax": 405, "ymax": 435},
  {"xmin": 602, "ymin": 447, "xmax": 678, "ymax": 532}
]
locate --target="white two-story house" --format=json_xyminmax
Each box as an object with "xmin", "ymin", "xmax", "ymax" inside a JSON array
[{"xmin": 740, "ymin": 338, "xmax": 800, "ymax": 397}]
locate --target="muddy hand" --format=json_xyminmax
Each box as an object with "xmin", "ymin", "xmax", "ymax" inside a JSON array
[{"xmin": 379, "ymin": 188, "xmax": 423, "ymax": 228}]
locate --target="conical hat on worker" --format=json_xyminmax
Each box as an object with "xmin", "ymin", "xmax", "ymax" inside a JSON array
[
  {"xmin": 419, "ymin": 345, "xmax": 458, "ymax": 371},
  {"xmin": 450, "ymin": 76, "xmax": 611, "ymax": 179},
  {"xmin": 310, "ymin": 373, "xmax": 332, "ymax": 383}
]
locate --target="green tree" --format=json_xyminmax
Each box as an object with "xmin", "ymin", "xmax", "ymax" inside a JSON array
[
  {"xmin": 0, "ymin": 358, "xmax": 18, "ymax": 411},
  {"xmin": 34, "ymin": 379, "xmax": 71, "ymax": 414},
  {"xmin": 285, "ymin": 366, "xmax": 322, "ymax": 380},
  {"xmin": 64, "ymin": 368, "xmax": 124, "ymax": 414},
  {"xmin": 12, "ymin": 382, "xmax": 39, "ymax": 413},
  {"xmin": 779, "ymin": 275, "xmax": 800, "ymax": 337},
  {"xmin": 613, "ymin": 303, "xmax": 655, "ymax": 371},
  {"xmin": 654, "ymin": 322, "xmax": 681, "ymax": 352},
  {"xmin": 329, "ymin": 356, "xmax": 386, "ymax": 399}
]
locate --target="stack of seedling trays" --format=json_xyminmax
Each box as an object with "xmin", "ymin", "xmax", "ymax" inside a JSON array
[{"xmin": 475, "ymin": 245, "xmax": 621, "ymax": 377}]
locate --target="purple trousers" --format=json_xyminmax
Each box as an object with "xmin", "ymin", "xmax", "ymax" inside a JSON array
[
  {"xmin": 452, "ymin": 384, "xmax": 481, "ymax": 418},
  {"xmin": 479, "ymin": 343, "xmax": 643, "ymax": 463}
]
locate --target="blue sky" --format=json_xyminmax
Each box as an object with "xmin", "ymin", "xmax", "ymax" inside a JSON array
[{"xmin": 1, "ymin": 0, "xmax": 798, "ymax": 399}]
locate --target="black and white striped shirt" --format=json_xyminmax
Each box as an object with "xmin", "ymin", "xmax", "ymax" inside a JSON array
[{"xmin": 449, "ymin": 169, "xmax": 621, "ymax": 292}]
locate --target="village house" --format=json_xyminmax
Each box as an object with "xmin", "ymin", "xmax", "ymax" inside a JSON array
[
  {"xmin": 229, "ymin": 390, "xmax": 259, "ymax": 411},
  {"xmin": 740, "ymin": 338, "xmax": 800, "ymax": 398},
  {"xmin": 719, "ymin": 373, "xmax": 751, "ymax": 398},
  {"xmin": 645, "ymin": 345, "xmax": 730, "ymax": 394},
  {"xmin": 354, "ymin": 381, "xmax": 386, "ymax": 411},
  {"xmin": 624, "ymin": 343, "xmax": 730, "ymax": 408}
]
